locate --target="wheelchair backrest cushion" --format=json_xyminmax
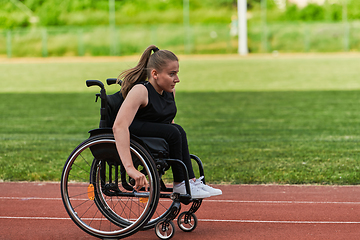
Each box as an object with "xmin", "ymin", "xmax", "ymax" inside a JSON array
[{"xmin": 106, "ymin": 91, "xmax": 124, "ymax": 128}]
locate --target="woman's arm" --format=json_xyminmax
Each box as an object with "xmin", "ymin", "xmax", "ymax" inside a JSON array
[{"xmin": 113, "ymin": 84, "xmax": 148, "ymax": 191}]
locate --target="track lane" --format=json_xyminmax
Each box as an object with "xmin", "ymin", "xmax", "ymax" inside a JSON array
[{"xmin": 1, "ymin": 182, "xmax": 360, "ymax": 240}]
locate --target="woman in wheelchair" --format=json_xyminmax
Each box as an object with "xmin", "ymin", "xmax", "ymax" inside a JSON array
[{"xmin": 112, "ymin": 45, "xmax": 222, "ymax": 199}]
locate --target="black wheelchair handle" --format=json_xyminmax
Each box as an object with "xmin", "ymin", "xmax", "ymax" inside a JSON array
[
  {"xmin": 86, "ymin": 80, "xmax": 104, "ymax": 89},
  {"xmin": 106, "ymin": 78, "xmax": 122, "ymax": 86}
]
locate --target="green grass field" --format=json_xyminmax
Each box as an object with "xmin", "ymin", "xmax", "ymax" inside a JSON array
[{"xmin": 1, "ymin": 53, "xmax": 360, "ymax": 184}]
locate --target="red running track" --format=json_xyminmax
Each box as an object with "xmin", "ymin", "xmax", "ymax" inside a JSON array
[{"xmin": 1, "ymin": 182, "xmax": 360, "ymax": 240}]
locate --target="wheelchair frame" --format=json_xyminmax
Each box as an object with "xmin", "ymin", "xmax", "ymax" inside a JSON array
[{"xmin": 60, "ymin": 78, "xmax": 206, "ymax": 239}]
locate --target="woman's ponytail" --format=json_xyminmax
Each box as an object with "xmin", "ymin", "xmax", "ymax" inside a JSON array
[
  {"xmin": 118, "ymin": 45, "xmax": 178, "ymax": 98},
  {"xmin": 118, "ymin": 45, "xmax": 159, "ymax": 98}
]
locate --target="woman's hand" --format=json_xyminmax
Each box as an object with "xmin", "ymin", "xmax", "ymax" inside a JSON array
[{"xmin": 126, "ymin": 167, "xmax": 149, "ymax": 192}]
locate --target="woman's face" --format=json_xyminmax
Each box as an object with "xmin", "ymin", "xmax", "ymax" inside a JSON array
[{"xmin": 152, "ymin": 60, "xmax": 180, "ymax": 94}]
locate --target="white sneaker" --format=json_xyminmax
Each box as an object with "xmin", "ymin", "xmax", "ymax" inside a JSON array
[
  {"xmin": 194, "ymin": 176, "xmax": 222, "ymax": 197},
  {"xmin": 173, "ymin": 180, "xmax": 211, "ymax": 199}
]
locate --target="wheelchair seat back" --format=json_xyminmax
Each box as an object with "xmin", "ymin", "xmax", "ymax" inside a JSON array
[{"xmin": 105, "ymin": 91, "xmax": 124, "ymax": 128}]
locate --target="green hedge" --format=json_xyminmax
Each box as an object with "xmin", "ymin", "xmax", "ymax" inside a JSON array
[{"xmin": 2, "ymin": 0, "xmax": 360, "ymax": 29}]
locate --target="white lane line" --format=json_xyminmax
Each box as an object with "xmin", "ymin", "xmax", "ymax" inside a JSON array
[
  {"xmin": 206, "ymin": 199, "xmax": 360, "ymax": 205},
  {"xmin": 1, "ymin": 216, "xmax": 360, "ymax": 224},
  {"xmin": 199, "ymin": 219, "xmax": 360, "ymax": 224},
  {"xmin": 2, "ymin": 196, "xmax": 360, "ymax": 205},
  {"xmin": 0, "ymin": 197, "xmax": 61, "ymax": 201},
  {"xmin": 0, "ymin": 216, "xmax": 70, "ymax": 220}
]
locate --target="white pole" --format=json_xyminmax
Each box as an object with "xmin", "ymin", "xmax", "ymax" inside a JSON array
[
  {"xmin": 109, "ymin": 0, "xmax": 116, "ymax": 55},
  {"xmin": 183, "ymin": 0, "xmax": 190, "ymax": 54},
  {"xmin": 238, "ymin": 0, "xmax": 248, "ymax": 55},
  {"xmin": 343, "ymin": 0, "xmax": 349, "ymax": 52}
]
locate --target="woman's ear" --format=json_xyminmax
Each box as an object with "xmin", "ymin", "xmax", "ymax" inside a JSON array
[{"xmin": 151, "ymin": 69, "xmax": 158, "ymax": 80}]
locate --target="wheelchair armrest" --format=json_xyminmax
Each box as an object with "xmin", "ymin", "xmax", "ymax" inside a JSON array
[{"xmin": 88, "ymin": 128, "xmax": 113, "ymax": 137}]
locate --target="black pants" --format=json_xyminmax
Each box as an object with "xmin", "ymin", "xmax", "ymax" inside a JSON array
[{"xmin": 130, "ymin": 121, "xmax": 195, "ymax": 182}]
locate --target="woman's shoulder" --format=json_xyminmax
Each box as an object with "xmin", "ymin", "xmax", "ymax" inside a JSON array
[
  {"xmin": 127, "ymin": 83, "xmax": 148, "ymax": 98},
  {"xmin": 124, "ymin": 83, "xmax": 148, "ymax": 107},
  {"xmin": 131, "ymin": 81, "xmax": 150, "ymax": 91},
  {"xmin": 134, "ymin": 81, "xmax": 149, "ymax": 86},
  {"xmin": 132, "ymin": 82, "xmax": 147, "ymax": 91}
]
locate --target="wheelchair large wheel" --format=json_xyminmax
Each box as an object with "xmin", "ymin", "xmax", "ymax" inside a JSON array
[
  {"xmin": 60, "ymin": 134, "xmax": 160, "ymax": 239},
  {"xmin": 88, "ymin": 135, "xmax": 173, "ymax": 231}
]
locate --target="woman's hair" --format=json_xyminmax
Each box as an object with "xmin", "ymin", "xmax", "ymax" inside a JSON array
[{"xmin": 118, "ymin": 45, "xmax": 178, "ymax": 98}]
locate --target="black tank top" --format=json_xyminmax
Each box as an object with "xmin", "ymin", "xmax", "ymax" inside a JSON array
[{"xmin": 134, "ymin": 82, "xmax": 177, "ymax": 124}]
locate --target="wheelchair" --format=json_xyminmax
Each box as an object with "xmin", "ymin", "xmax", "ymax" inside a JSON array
[{"xmin": 60, "ymin": 78, "xmax": 206, "ymax": 239}]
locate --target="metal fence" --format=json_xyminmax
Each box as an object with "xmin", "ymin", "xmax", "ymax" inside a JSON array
[{"xmin": 1, "ymin": 21, "xmax": 360, "ymax": 58}]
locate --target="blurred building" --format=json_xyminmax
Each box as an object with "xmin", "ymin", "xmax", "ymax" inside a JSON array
[
  {"xmin": 274, "ymin": 0, "xmax": 286, "ymax": 9},
  {"xmin": 274, "ymin": 0, "xmax": 331, "ymax": 9},
  {"xmin": 288, "ymin": 0, "xmax": 326, "ymax": 8}
]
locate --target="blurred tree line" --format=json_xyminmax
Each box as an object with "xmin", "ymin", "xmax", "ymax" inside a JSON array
[
  {"xmin": 1, "ymin": 0, "xmax": 359, "ymax": 29},
  {"xmin": 1, "ymin": 0, "xmax": 237, "ymax": 28}
]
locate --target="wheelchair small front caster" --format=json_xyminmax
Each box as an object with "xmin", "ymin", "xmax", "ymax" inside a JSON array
[
  {"xmin": 155, "ymin": 220, "xmax": 175, "ymax": 240},
  {"xmin": 177, "ymin": 211, "xmax": 198, "ymax": 232}
]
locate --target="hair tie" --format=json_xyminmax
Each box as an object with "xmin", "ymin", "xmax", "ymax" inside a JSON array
[{"xmin": 153, "ymin": 47, "xmax": 160, "ymax": 52}]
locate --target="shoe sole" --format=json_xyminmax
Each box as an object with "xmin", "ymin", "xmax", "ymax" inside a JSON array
[{"xmin": 208, "ymin": 192, "xmax": 222, "ymax": 197}]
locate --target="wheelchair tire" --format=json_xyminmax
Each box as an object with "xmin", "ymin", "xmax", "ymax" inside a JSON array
[
  {"xmin": 155, "ymin": 220, "xmax": 175, "ymax": 240},
  {"xmin": 177, "ymin": 211, "xmax": 197, "ymax": 232},
  {"xmin": 60, "ymin": 134, "xmax": 160, "ymax": 239}
]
